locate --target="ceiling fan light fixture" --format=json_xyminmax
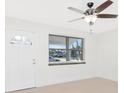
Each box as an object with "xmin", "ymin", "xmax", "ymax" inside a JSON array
[{"xmin": 84, "ymin": 15, "xmax": 97, "ymax": 24}]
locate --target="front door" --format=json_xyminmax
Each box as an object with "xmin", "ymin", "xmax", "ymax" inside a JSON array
[{"xmin": 6, "ymin": 31, "xmax": 37, "ymax": 91}]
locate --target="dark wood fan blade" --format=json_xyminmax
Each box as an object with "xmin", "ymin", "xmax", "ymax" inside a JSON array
[
  {"xmin": 97, "ymin": 14, "xmax": 118, "ymax": 18},
  {"xmin": 68, "ymin": 7, "xmax": 85, "ymax": 14},
  {"xmin": 95, "ymin": 0, "xmax": 113, "ymax": 13},
  {"xmin": 68, "ymin": 17, "xmax": 84, "ymax": 22}
]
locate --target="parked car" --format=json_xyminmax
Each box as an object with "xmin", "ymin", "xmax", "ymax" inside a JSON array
[
  {"xmin": 49, "ymin": 56, "xmax": 60, "ymax": 62},
  {"xmin": 52, "ymin": 52, "xmax": 66, "ymax": 58}
]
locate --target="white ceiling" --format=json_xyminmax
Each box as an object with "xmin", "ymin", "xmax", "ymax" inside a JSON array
[{"xmin": 6, "ymin": 0, "xmax": 118, "ymax": 33}]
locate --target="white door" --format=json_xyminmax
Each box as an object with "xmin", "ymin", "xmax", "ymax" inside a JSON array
[{"xmin": 6, "ymin": 31, "xmax": 37, "ymax": 91}]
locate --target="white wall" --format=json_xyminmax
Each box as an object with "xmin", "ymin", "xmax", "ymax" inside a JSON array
[
  {"xmin": 6, "ymin": 17, "xmax": 118, "ymax": 92},
  {"xmin": 6, "ymin": 17, "xmax": 98, "ymax": 92},
  {"xmin": 95, "ymin": 30, "xmax": 118, "ymax": 81}
]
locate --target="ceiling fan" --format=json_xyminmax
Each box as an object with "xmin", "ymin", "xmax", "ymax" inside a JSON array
[{"xmin": 68, "ymin": 0, "xmax": 118, "ymax": 26}]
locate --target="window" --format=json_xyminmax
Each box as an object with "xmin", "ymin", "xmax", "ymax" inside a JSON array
[{"xmin": 49, "ymin": 34, "xmax": 85, "ymax": 65}]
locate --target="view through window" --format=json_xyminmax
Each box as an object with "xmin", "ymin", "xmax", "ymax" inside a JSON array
[{"xmin": 49, "ymin": 34, "xmax": 85, "ymax": 65}]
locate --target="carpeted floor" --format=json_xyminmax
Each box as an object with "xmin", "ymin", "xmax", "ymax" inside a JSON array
[{"xmin": 8, "ymin": 77, "xmax": 118, "ymax": 93}]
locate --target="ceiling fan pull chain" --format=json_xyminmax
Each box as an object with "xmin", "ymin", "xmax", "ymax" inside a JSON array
[
  {"xmin": 89, "ymin": 23, "xmax": 94, "ymax": 34},
  {"xmin": 90, "ymin": 29, "xmax": 93, "ymax": 34}
]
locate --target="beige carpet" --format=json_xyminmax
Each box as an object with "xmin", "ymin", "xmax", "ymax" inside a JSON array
[{"xmin": 8, "ymin": 77, "xmax": 118, "ymax": 93}]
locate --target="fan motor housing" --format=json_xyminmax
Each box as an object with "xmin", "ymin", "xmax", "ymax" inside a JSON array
[{"xmin": 85, "ymin": 9, "xmax": 96, "ymax": 15}]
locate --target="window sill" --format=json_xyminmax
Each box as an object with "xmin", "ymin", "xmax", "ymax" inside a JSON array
[{"xmin": 48, "ymin": 62, "xmax": 86, "ymax": 66}]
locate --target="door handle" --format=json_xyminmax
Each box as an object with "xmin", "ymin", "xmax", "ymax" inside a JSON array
[
  {"xmin": 32, "ymin": 58, "xmax": 36, "ymax": 64},
  {"xmin": 33, "ymin": 62, "xmax": 36, "ymax": 64}
]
